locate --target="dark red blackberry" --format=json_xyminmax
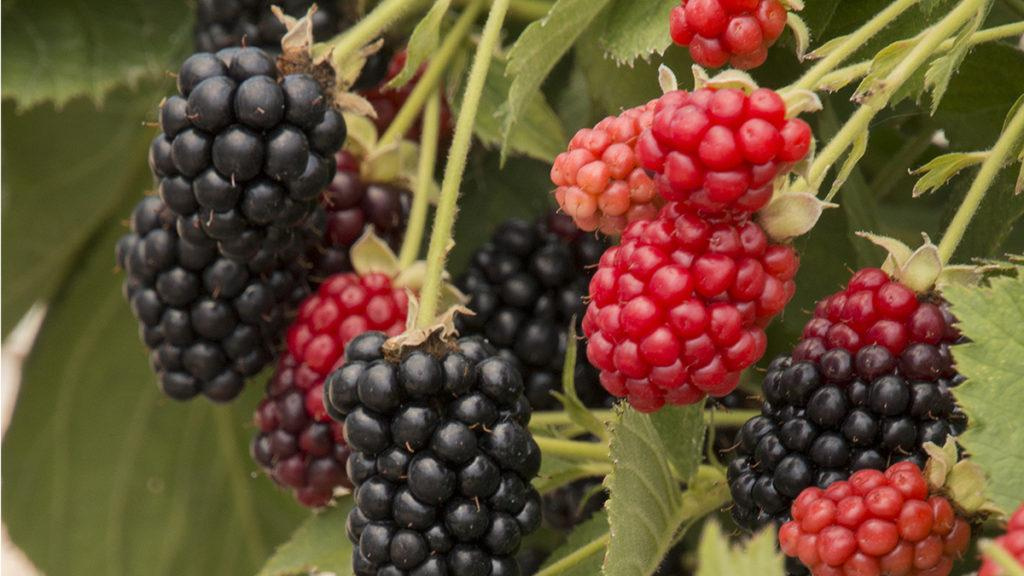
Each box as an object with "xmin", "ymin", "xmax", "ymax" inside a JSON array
[
  {"xmin": 324, "ymin": 332, "xmax": 543, "ymax": 575},
  {"xmin": 308, "ymin": 151, "xmax": 411, "ymax": 282},
  {"xmin": 251, "ymin": 272, "xmax": 410, "ymax": 506},
  {"xmin": 151, "ymin": 46, "xmax": 345, "ymax": 265},
  {"xmin": 456, "ymin": 213, "xmax": 613, "ymax": 410},
  {"xmin": 727, "ymin": 270, "xmax": 967, "ymax": 533},
  {"xmin": 364, "ymin": 50, "xmax": 454, "ymax": 143},
  {"xmin": 117, "ymin": 196, "xmax": 309, "ymax": 401},
  {"xmin": 194, "ymin": 0, "xmax": 345, "ymax": 52}
]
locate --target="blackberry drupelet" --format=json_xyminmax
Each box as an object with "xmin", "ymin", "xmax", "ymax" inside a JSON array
[
  {"xmin": 325, "ymin": 332, "xmax": 543, "ymax": 575},
  {"xmin": 456, "ymin": 213, "xmax": 612, "ymax": 410},
  {"xmin": 117, "ymin": 196, "xmax": 309, "ymax": 401},
  {"xmin": 151, "ymin": 46, "xmax": 346, "ymax": 265},
  {"xmin": 194, "ymin": 0, "xmax": 344, "ymax": 52},
  {"xmin": 728, "ymin": 269, "xmax": 967, "ymax": 533},
  {"xmin": 309, "ymin": 151, "xmax": 411, "ymax": 281}
]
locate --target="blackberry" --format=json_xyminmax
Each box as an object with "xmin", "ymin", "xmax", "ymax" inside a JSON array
[
  {"xmin": 151, "ymin": 46, "xmax": 345, "ymax": 265},
  {"xmin": 364, "ymin": 50, "xmax": 454, "ymax": 143},
  {"xmin": 456, "ymin": 213, "xmax": 613, "ymax": 410},
  {"xmin": 117, "ymin": 196, "xmax": 308, "ymax": 401},
  {"xmin": 194, "ymin": 0, "xmax": 344, "ymax": 53},
  {"xmin": 727, "ymin": 270, "xmax": 967, "ymax": 533},
  {"xmin": 325, "ymin": 332, "xmax": 543, "ymax": 575},
  {"xmin": 308, "ymin": 151, "xmax": 412, "ymax": 282}
]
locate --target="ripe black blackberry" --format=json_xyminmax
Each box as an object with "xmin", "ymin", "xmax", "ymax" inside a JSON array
[
  {"xmin": 325, "ymin": 331, "xmax": 543, "ymax": 576},
  {"xmin": 117, "ymin": 196, "xmax": 309, "ymax": 401},
  {"xmin": 727, "ymin": 345, "xmax": 967, "ymax": 532},
  {"xmin": 194, "ymin": 0, "xmax": 344, "ymax": 53},
  {"xmin": 151, "ymin": 46, "xmax": 346, "ymax": 264},
  {"xmin": 308, "ymin": 151, "xmax": 411, "ymax": 282},
  {"xmin": 456, "ymin": 213, "xmax": 612, "ymax": 410}
]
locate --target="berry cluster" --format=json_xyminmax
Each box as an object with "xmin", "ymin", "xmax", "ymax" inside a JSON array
[
  {"xmin": 728, "ymin": 269, "xmax": 966, "ymax": 531},
  {"xmin": 583, "ymin": 202, "xmax": 799, "ymax": 411},
  {"xmin": 551, "ymin": 101, "xmax": 661, "ymax": 235},
  {"xmin": 457, "ymin": 213, "xmax": 613, "ymax": 410},
  {"xmin": 325, "ymin": 333, "xmax": 542, "ymax": 576},
  {"xmin": 979, "ymin": 504, "xmax": 1024, "ymax": 576},
  {"xmin": 779, "ymin": 463, "xmax": 971, "ymax": 576},
  {"xmin": 194, "ymin": 0, "xmax": 343, "ymax": 53},
  {"xmin": 117, "ymin": 197, "xmax": 307, "ymax": 401},
  {"xmin": 252, "ymin": 272, "xmax": 410, "ymax": 506},
  {"xmin": 363, "ymin": 50, "xmax": 454, "ymax": 142},
  {"xmin": 670, "ymin": 0, "xmax": 789, "ymax": 70},
  {"xmin": 151, "ymin": 47, "xmax": 345, "ymax": 264},
  {"xmin": 309, "ymin": 151, "xmax": 411, "ymax": 281},
  {"xmin": 637, "ymin": 87, "xmax": 811, "ymax": 216}
]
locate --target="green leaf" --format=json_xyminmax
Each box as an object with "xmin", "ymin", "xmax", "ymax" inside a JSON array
[
  {"xmin": 536, "ymin": 511, "xmax": 610, "ymax": 576},
  {"xmin": 1, "ymin": 82, "xmax": 170, "ymax": 336},
  {"xmin": 945, "ymin": 270, "xmax": 1024, "ymax": 514},
  {"xmin": 552, "ymin": 322, "xmax": 609, "ymax": 441},
  {"xmin": 648, "ymin": 403, "xmax": 706, "ymax": 482},
  {"xmin": 911, "ymin": 151, "xmax": 988, "ymax": 197},
  {"xmin": 502, "ymin": 0, "xmax": 613, "ymax": 158},
  {"xmin": 786, "ymin": 13, "xmax": 812, "ymax": 60},
  {"xmin": 2, "ymin": 1, "xmax": 190, "ymax": 109},
  {"xmin": 387, "ymin": 0, "xmax": 452, "ymax": 89},
  {"xmin": 1, "ymin": 223, "xmax": 304, "ymax": 576},
  {"xmin": 258, "ymin": 501, "xmax": 355, "ymax": 576},
  {"xmin": 923, "ymin": 2, "xmax": 989, "ymax": 114},
  {"xmin": 599, "ymin": 0, "xmax": 676, "ymax": 65},
  {"xmin": 695, "ymin": 521, "xmax": 785, "ymax": 576}
]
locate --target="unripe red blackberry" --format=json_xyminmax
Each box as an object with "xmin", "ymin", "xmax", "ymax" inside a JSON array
[
  {"xmin": 551, "ymin": 101, "xmax": 662, "ymax": 235},
  {"xmin": 194, "ymin": 0, "xmax": 344, "ymax": 53},
  {"xmin": 151, "ymin": 46, "xmax": 345, "ymax": 265},
  {"xmin": 363, "ymin": 50, "xmax": 454, "ymax": 143},
  {"xmin": 637, "ymin": 87, "xmax": 812, "ymax": 217},
  {"xmin": 325, "ymin": 332, "xmax": 543, "ymax": 575},
  {"xmin": 251, "ymin": 271, "xmax": 409, "ymax": 506},
  {"xmin": 670, "ymin": 0, "xmax": 789, "ymax": 70},
  {"xmin": 309, "ymin": 151, "xmax": 411, "ymax": 282},
  {"xmin": 979, "ymin": 504, "xmax": 1024, "ymax": 576},
  {"xmin": 117, "ymin": 196, "xmax": 309, "ymax": 402},
  {"xmin": 457, "ymin": 213, "xmax": 613, "ymax": 410},
  {"xmin": 583, "ymin": 202, "xmax": 799, "ymax": 412},
  {"xmin": 779, "ymin": 463, "xmax": 971, "ymax": 576},
  {"xmin": 728, "ymin": 269, "xmax": 967, "ymax": 532}
]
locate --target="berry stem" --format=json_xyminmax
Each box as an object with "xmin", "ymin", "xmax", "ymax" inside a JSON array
[
  {"xmin": 937, "ymin": 98, "xmax": 1024, "ymax": 263},
  {"xmin": 377, "ymin": 0, "xmax": 485, "ymax": 147},
  {"xmin": 786, "ymin": 0, "xmax": 920, "ymax": 93},
  {"xmin": 809, "ymin": 0, "xmax": 987, "ymax": 196},
  {"xmin": 532, "ymin": 436, "xmax": 610, "ymax": 462},
  {"xmin": 532, "ymin": 532, "xmax": 611, "ymax": 576},
  {"xmin": 979, "ymin": 539, "xmax": 1024, "ymax": 576},
  {"xmin": 534, "ymin": 461, "xmax": 614, "ymax": 493},
  {"xmin": 321, "ymin": 0, "xmax": 430, "ymax": 69},
  {"xmin": 398, "ymin": 89, "xmax": 442, "ymax": 268},
  {"xmin": 416, "ymin": 0, "xmax": 511, "ymax": 327},
  {"xmin": 529, "ymin": 409, "xmax": 759, "ymax": 430},
  {"xmin": 453, "ymin": 0, "xmax": 552, "ymax": 20}
]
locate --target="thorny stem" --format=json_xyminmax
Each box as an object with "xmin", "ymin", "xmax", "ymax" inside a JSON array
[
  {"xmin": 398, "ymin": 90, "xmax": 442, "ymax": 268},
  {"xmin": 377, "ymin": 0, "xmax": 485, "ymax": 147},
  {"xmin": 533, "ymin": 436, "xmax": 610, "ymax": 462},
  {"xmin": 416, "ymin": 0, "xmax": 511, "ymax": 327},
  {"xmin": 787, "ymin": 0, "xmax": 921, "ymax": 92},
  {"xmin": 321, "ymin": 0, "xmax": 430, "ymax": 69},
  {"xmin": 937, "ymin": 98, "xmax": 1024, "ymax": 263},
  {"xmin": 809, "ymin": 0, "xmax": 987, "ymax": 196}
]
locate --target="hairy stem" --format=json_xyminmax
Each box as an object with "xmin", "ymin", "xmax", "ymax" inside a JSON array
[
  {"xmin": 377, "ymin": 0, "xmax": 485, "ymax": 147},
  {"xmin": 532, "ymin": 533, "xmax": 611, "ymax": 576},
  {"xmin": 398, "ymin": 91, "xmax": 442, "ymax": 268},
  {"xmin": 533, "ymin": 436, "xmax": 609, "ymax": 462},
  {"xmin": 416, "ymin": 0, "xmax": 511, "ymax": 327},
  {"xmin": 788, "ymin": 0, "xmax": 921, "ymax": 92},
  {"xmin": 810, "ymin": 0, "xmax": 986, "ymax": 194},
  {"xmin": 322, "ymin": 0, "xmax": 430, "ymax": 69},
  {"xmin": 937, "ymin": 99, "xmax": 1024, "ymax": 263}
]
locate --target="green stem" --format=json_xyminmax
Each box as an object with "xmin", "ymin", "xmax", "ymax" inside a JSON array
[
  {"xmin": 981, "ymin": 540, "xmax": 1024, "ymax": 576},
  {"xmin": 937, "ymin": 97, "xmax": 1024, "ymax": 263},
  {"xmin": 416, "ymin": 0, "xmax": 510, "ymax": 327},
  {"xmin": 453, "ymin": 0, "xmax": 552, "ymax": 20},
  {"xmin": 321, "ymin": 0, "xmax": 430, "ymax": 68},
  {"xmin": 533, "ymin": 533, "xmax": 611, "ymax": 576},
  {"xmin": 528, "ymin": 408, "xmax": 758, "ymax": 430},
  {"xmin": 810, "ymin": 0, "xmax": 986, "ymax": 194},
  {"xmin": 533, "ymin": 462, "xmax": 614, "ymax": 493},
  {"xmin": 533, "ymin": 436, "xmax": 609, "ymax": 462},
  {"xmin": 398, "ymin": 91, "xmax": 441, "ymax": 268},
  {"xmin": 788, "ymin": 0, "xmax": 921, "ymax": 92},
  {"xmin": 377, "ymin": 1, "xmax": 485, "ymax": 147}
]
